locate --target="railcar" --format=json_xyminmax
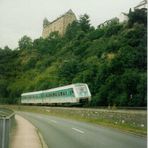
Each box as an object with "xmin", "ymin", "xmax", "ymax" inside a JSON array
[{"xmin": 21, "ymin": 83, "xmax": 91, "ymax": 105}]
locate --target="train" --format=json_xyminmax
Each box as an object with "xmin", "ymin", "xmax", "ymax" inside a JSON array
[{"xmin": 21, "ymin": 83, "xmax": 91, "ymax": 105}]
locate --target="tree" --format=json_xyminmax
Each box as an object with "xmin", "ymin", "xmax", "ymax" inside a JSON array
[
  {"xmin": 79, "ymin": 14, "xmax": 91, "ymax": 32},
  {"xmin": 0, "ymin": 10, "xmax": 146, "ymax": 106},
  {"xmin": 128, "ymin": 8, "xmax": 147, "ymax": 27},
  {"xmin": 121, "ymin": 69, "xmax": 145, "ymax": 106},
  {"xmin": 65, "ymin": 21, "xmax": 80, "ymax": 40},
  {"xmin": 58, "ymin": 58, "xmax": 81, "ymax": 84},
  {"xmin": 18, "ymin": 35, "xmax": 33, "ymax": 50}
]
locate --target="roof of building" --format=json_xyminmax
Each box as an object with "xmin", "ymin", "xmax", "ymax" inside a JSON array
[{"xmin": 43, "ymin": 9, "xmax": 76, "ymax": 27}]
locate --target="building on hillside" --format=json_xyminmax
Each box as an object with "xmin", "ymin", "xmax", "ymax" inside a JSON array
[
  {"xmin": 118, "ymin": 12, "xmax": 128, "ymax": 23},
  {"xmin": 98, "ymin": 17, "xmax": 119, "ymax": 28},
  {"xmin": 134, "ymin": 0, "xmax": 147, "ymax": 9},
  {"xmin": 42, "ymin": 9, "xmax": 77, "ymax": 38},
  {"xmin": 98, "ymin": 0, "xmax": 147, "ymax": 26},
  {"xmin": 118, "ymin": 0, "xmax": 147, "ymax": 23}
]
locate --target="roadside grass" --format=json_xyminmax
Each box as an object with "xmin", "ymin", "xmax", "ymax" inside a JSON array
[{"xmin": 1, "ymin": 105, "xmax": 147, "ymax": 136}]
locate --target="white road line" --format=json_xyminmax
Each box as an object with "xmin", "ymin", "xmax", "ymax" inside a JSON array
[
  {"xmin": 50, "ymin": 119, "xmax": 57, "ymax": 123},
  {"xmin": 72, "ymin": 128, "xmax": 84, "ymax": 134}
]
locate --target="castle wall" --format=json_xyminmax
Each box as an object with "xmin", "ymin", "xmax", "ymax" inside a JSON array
[
  {"xmin": 42, "ymin": 10, "xmax": 76, "ymax": 38},
  {"xmin": 63, "ymin": 12, "xmax": 76, "ymax": 34}
]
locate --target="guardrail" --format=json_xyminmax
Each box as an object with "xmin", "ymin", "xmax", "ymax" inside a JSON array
[{"xmin": 0, "ymin": 108, "xmax": 15, "ymax": 148}]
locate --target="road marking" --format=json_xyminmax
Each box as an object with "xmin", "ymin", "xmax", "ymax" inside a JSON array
[
  {"xmin": 50, "ymin": 119, "xmax": 57, "ymax": 123},
  {"xmin": 72, "ymin": 128, "xmax": 84, "ymax": 134}
]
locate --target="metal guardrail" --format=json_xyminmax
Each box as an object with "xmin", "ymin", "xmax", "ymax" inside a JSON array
[{"xmin": 0, "ymin": 108, "xmax": 15, "ymax": 148}]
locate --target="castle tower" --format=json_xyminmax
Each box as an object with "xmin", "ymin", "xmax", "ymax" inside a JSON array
[
  {"xmin": 43, "ymin": 18, "xmax": 50, "ymax": 28},
  {"xmin": 42, "ymin": 9, "xmax": 77, "ymax": 38}
]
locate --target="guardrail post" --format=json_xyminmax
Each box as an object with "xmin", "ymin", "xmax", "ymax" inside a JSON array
[
  {"xmin": 5, "ymin": 118, "xmax": 10, "ymax": 148},
  {"xmin": 2, "ymin": 119, "xmax": 6, "ymax": 148},
  {"xmin": 0, "ymin": 119, "xmax": 3, "ymax": 148}
]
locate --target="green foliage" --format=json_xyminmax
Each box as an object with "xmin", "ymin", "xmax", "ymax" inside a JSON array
[
  {"xmin": 18, "ymin": 35, "xmax": 33, "ymax": 50},
  {"xmin": 58, "ymin": 58, "xmax": 81, "ymax": 84},
  {"xmin": 128, "ymin": 8, "xmax": 147, "ymax": 27},
  {"xmin": 104, "ymin": 19, "xmax": 123, "ymax": 37},
  {"xmin": 0, "ymin": 10, "xmax": 147, "ymax": 106},
  {"xmin": 79, "ymin": 14, "xmax": 91, "ymax": 32}
]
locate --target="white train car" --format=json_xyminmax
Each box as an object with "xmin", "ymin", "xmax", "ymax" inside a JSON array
[{"xmin": 21, "ymin": 83, "xmax": 91, "ymax": 105}]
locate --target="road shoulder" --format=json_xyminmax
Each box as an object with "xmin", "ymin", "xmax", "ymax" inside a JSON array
[{"xmin": 10, "ymin": 114, "xmax": 46, "ymax": 148}]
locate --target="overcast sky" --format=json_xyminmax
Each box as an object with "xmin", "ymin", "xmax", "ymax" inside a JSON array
[{"xmin": 0, "ymin": 0, "xmax": 141, "ymax": 49}]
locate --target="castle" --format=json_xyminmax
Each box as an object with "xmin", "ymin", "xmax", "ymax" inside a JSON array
[{"xmin": 42, "ymin": 9, "xmax": 77, "ymax": 38}]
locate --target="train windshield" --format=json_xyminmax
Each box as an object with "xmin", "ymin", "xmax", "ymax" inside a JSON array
[{"xmin": 75, "ymin": 85, "xmax": 89, "ymax": 97}]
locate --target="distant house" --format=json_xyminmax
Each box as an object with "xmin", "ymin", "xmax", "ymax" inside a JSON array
[{"xmin": 134, "ymin": 0, "xmax": 147, "ymax": 9}]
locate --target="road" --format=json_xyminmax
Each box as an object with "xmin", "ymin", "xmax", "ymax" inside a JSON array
[{"xmin": 18, "ymin": 112, "xmax": 147, "ymax": 148}]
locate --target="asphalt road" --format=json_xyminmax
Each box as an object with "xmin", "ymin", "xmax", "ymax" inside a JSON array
[{"xmin": 18, "ymin": 112, "xmax": 147, "ymax": 148}]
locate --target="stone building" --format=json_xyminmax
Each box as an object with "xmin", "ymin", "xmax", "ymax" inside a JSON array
[
  {"xmin": 42, "ymin": 9, "xmax": 76, "ymax": 38},
  {"xmin": 134, "ymin": 0, "xmax": 147, "ymax": 9}
]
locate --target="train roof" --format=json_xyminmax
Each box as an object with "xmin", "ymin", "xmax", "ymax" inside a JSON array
[
  {"xmin": 21, "ymin": 90, "xmax": 43, "ymax": 96},
  {"xmin": 21, "ymin": 83, "xmax": 88, "ymax": 96}
]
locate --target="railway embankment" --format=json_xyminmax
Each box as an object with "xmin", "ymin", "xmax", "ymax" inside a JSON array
[{"xmin": 1, "ymin": 105, "xmax": 147, "ymax": 136}]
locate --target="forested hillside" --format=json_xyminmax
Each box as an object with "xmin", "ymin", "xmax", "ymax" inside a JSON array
[{"xmin": 0, "ymin": 8, "xmax": 147, "ymax": 106}]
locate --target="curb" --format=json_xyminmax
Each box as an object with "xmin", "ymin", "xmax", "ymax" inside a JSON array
[{"xmin": 36, "ymin": 128, "xmax": 48, "ymax": 148}]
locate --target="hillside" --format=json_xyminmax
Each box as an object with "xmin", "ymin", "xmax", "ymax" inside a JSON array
[{"xmin": 0, "ymin": 8, "xmax": 147, "ymax": 106}]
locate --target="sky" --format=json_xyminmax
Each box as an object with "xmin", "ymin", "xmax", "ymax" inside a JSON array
[{"xmin": 0, "ymin": 0, "xmax": 141, "ymax": 49}]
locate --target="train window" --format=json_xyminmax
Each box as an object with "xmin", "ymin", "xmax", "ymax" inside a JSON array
[{"xmin": 60, "ymin": 92, "xmax": 62, "ymax": 96}]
